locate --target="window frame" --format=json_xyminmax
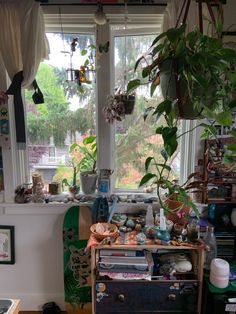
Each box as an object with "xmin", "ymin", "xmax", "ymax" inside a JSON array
[{"xmin": 2, "ymin": 12, "xmax": 197, "ymax": 202}]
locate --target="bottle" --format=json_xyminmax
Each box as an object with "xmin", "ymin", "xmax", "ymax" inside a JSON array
[
  {"xmin": 159, "ymin": 208, "xmax": 167, "ymax": 231},
  {"xmin": 203, "ymin": 226, "xmax": 217, "ymax": 270},
  {"xmin": 145, "ymin": 205, "xmax": 154, "ymax": 226}
]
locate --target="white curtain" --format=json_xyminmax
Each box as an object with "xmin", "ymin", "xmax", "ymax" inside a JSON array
[
  {"xmin": 0, "ymin": 0, "xmax": 49, "ymax": 148},
  {"xmin": 0, "ymin": 0, "xmax": 49, "ymax": 87},
  {"xmin": 162, "ymin": 0, "xmax": 213, "ymax": 34}
]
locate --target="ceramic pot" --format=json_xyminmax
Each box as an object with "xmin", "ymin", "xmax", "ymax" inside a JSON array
[
  {"xmin": 160, "ymin": 59, "xmax": 203, "ymax": 119},
  {"xmin": 80, "ymin": 171, "xmax": 97, "ymax": 195},
  {"xmin": 231, "ymin": 208, "xmax": 236, "ymax": 227}
]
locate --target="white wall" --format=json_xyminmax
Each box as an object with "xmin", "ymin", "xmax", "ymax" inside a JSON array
[{"xmin": 0, "ymin": 208, "xmax": 66, "ymax": 311}]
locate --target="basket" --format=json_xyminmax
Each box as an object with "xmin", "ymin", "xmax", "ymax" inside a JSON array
[{"xmin": 90, "ymin": 223, "xmax": 118, "ymax": 240}]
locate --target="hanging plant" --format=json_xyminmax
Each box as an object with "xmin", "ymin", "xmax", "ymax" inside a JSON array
[{"xmin": 103, "ymin": 93, "xmax": 135, "ymax": 124}]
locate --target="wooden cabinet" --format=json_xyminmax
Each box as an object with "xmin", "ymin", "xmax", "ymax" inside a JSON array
[
  {"xmin": 202, "ymin": 137, "xmax": 236, "ymax": 204},
  {"xmin": 91, "ymin": 245, "xmax": 204, "ymax": 314}
]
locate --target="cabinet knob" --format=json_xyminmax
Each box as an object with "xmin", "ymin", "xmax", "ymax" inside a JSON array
[
  {"xmin": 168, "ymin": 294, "xmax": 176, "ymax": 301},
  {"xmin": 117, "ymin": 294, "xmax": 125, "ymax": 302}
]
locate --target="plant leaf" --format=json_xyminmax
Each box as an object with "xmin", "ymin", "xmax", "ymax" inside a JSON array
[
  {"xmin": 139, "ymin": 173, "xmax": 157, "ymax": 187},
  {"xmin": 127, "ymin": 79, "xmax": 141, "ymax": 94},
  {"xmin": 145, "ymin": 157, "xmax": 154, "ymax": 172},
  {"xmin": 226, "ymin": 143, "xmax": 236, "ymax": 152},
  {"xmin": 215, "ymin": 111, "xmax": 233, "ymax": 126},
  {"xmin": 151, "ymin": 32, "xmax": 167, "ymax": 47}
]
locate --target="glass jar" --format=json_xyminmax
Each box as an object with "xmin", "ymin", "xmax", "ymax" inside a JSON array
[{"xmin": 203, "ymin": 226, "xmax": 217, "ymax": 270}]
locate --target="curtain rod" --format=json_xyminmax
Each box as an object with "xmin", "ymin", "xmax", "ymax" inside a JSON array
[
  {"xmin": 37, "ymin": 3, "xmax": 167, "ymax": 6},
  {"xmin": 35, "ymin": 0, "xmax": 226, "ymax": 5}
]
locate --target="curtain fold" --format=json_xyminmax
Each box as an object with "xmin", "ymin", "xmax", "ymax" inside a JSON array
[{"xmin": 0, "ymin": 0, "xmax": 49, "ymax": 148}]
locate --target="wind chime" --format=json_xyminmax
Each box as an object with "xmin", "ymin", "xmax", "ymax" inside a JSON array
[{"xmin": 66, "ymin": 37, "xmax": 95, "ymax": 86}]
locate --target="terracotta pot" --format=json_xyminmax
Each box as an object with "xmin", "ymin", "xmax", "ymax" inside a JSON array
[{"xmin": 165, "ymin": 197, "xmax": 190, "ymax": 226}]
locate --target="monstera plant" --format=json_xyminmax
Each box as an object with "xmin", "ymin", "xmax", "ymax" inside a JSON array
[{"xmin": 127, "ymin": 24, "xmax": 236, "ymax": 218}]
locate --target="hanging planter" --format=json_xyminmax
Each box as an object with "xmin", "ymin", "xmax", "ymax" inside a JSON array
[
  {"xmin": 114, "ymin": 94, "xmax": 135, "ymax": 115},
  {"xmin": 103, "ymin": 93, "xmax": 136, "ymax": 123},
  {"xmin": 159, "ymin": 59, "xmax": 203, "ymax": 119}
]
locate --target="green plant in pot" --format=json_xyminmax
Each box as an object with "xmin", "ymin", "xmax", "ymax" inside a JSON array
[
  {"xmin": 77, "ymin": 135, "xmax": 97, "ymax": 195},
  {"xmin": 61, "ymin": 144, "xmax": 81, "ymax": 196},
  {"xmin": 127, "ymin": 23, "xmax": 236, "ymax": 221}
]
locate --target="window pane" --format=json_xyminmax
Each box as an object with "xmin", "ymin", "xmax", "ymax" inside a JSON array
[
  {"xmin": 25, "ymin": 33, "xmax": 96, "ymax": 191},
  {"xmin": 114, "ymin": 34, "xmax": 181, "ymax": 191}
]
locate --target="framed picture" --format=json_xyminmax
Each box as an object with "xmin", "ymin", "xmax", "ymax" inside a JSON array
[{"xmin": 0, "ymin": 225, "xmax": 15, "ymax": 264}]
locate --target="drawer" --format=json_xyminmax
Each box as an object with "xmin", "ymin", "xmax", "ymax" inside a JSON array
[{"xmin": 95, "ymin": 281, "xmax": 198, "ymax": 313}]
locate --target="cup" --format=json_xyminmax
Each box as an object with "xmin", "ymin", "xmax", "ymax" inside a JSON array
[{"xmin": 187, "ymin": 223, "xmax": 199, "ymax": 243}]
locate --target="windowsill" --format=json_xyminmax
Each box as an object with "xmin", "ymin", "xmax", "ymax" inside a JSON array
[{"xmin": 0, "ymin": 200, "xmax": 158, "ymax": 215}]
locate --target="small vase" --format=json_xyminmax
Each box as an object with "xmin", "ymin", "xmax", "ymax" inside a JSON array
[{"xmin": 69, "ymin": 185, "xmax": 79, "ymax": 198}]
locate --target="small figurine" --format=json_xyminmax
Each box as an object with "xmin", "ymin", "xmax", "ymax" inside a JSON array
[{"xmin": 14, "ymin": 185, "xmax": 31, "ymax": 203}]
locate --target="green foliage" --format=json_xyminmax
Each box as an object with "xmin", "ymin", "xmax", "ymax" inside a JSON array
[
  {"xmin": 128, "ymin": 24, "xmax": 236, "ymax": 214},
  {"xmin": 61, "ymin": 135, "xmax": 97, "ymax": 189},
  {"xmin": 70, "ymin": 135, "xmax": 97, "ymax": 174},
  {"xmin": 26, "ymin": 62, "xmax": 95, "ymax": 147}
]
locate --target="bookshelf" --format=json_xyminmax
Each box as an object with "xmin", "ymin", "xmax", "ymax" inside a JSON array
[
  {"xmin": 91, "ymin": 244, "xmax": 204, "ymax": 314},
  {"xmin": 202, "ymin": 137, "xmax": 236, "ymax": 204}
]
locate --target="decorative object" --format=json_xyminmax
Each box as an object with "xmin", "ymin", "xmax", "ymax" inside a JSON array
[
  {"xmin": 93, "ymin": 3, "xmax": 107, "ymax": 25},
  {"xmin": 66, "ymin": 37, "xmax": 96, "ymax": 89},
  {"xmin": 0, "ymin": 225, "xmax": 15, "ymax": 264},
  {"xmin": 111, "ymin": 213, "xmax": 127, "ymax": 227},
  {"xmin": 32, "ymin": 172, "xmax": 43, "ymax": 194},
  {"xmin": 14, "ymin": 184, "xmax": 32, "ymax": 203},
  {"xmin": 90, "ymin": 223, "xmax": 118, "ymax": 240},
  {"xmin": 48, "ymin": 182, "xmax": 60, "ymax": 195},
  {"xmin": 32, "ymin": 182, "xmax": 45, "ymax": 203},
  {"xmin": 127, "ymin": 0, "xmax": 236, "ymax": 218},
  {"xmin": 98, "ymin": 169, "xmax": 113, "ymax": 195}
]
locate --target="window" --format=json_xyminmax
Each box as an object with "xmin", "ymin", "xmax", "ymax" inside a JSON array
[
  {"xmin": 111, "ymin": 28, "xmax": 181, "ymax": 191},
  {"xmin": 1, "ymin": 12, "xmax": 196, "ymax": 202},
  {"xmin": 25, "ymin": 32, "xmax": 96, "ymax": 191}
]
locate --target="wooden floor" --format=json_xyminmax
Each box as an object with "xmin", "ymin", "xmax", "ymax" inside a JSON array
[{"xmin": 19, "ymin": 311, "xmax": 66, "ymax": 314}]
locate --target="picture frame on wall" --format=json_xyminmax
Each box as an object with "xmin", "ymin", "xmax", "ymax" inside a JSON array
[{"xmin": 0, "ymin": 225, "xmax": 15, "ymax": 264}]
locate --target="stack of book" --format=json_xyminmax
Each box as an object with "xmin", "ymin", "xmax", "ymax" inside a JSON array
[{"xmin": 98, "ymin": 249, "xmax": 154, "ymax": 280}]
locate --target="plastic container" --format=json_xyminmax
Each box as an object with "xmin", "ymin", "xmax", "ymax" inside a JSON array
[
  {"xmin": 210, "ymin": 272, "xmax": 229, "ymax": 289},
  {"xmin": 210, "ymin": 258, "xmax": 230, "ymax": 277},
  {"xmin": 210, "ymin": 258, "xmax": 230, "ymax": 289}
]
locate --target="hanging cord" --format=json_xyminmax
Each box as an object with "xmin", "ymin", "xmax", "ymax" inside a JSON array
[
  {"xmin": 59, "ymin": 7, "xmax": 73, "ymax": 80},
  {"xmin": 124, "ymin": 0, "xmax": 128, "ymax": 93}
]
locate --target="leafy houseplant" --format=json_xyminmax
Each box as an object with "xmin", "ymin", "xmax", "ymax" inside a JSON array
[
  {"xmin": 77, "ymin": 135, "xmax": 97, "ymax": 195},
  {"xmin": 127, "ymin": 24, "xmax": 236, "ymax": 218},
  {"xmin": 61, "ymin": 135, "xmax": 97, "ymax": 195}
]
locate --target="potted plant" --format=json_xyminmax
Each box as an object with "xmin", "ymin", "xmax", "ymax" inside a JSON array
[
  {"xmin": 127, "ymin": 23, "xmax": 236, "ymax": 219},
  {"xmin": 61, "ymin": 143, "xmax": 81, "ymax": 197},
  {"xmin": 77, "ymin": 135, "xmax": 97, "ymax": 195},
  {"xmin": 103, "ymin": 92, "xmax": 135, "ymax": 123}
]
